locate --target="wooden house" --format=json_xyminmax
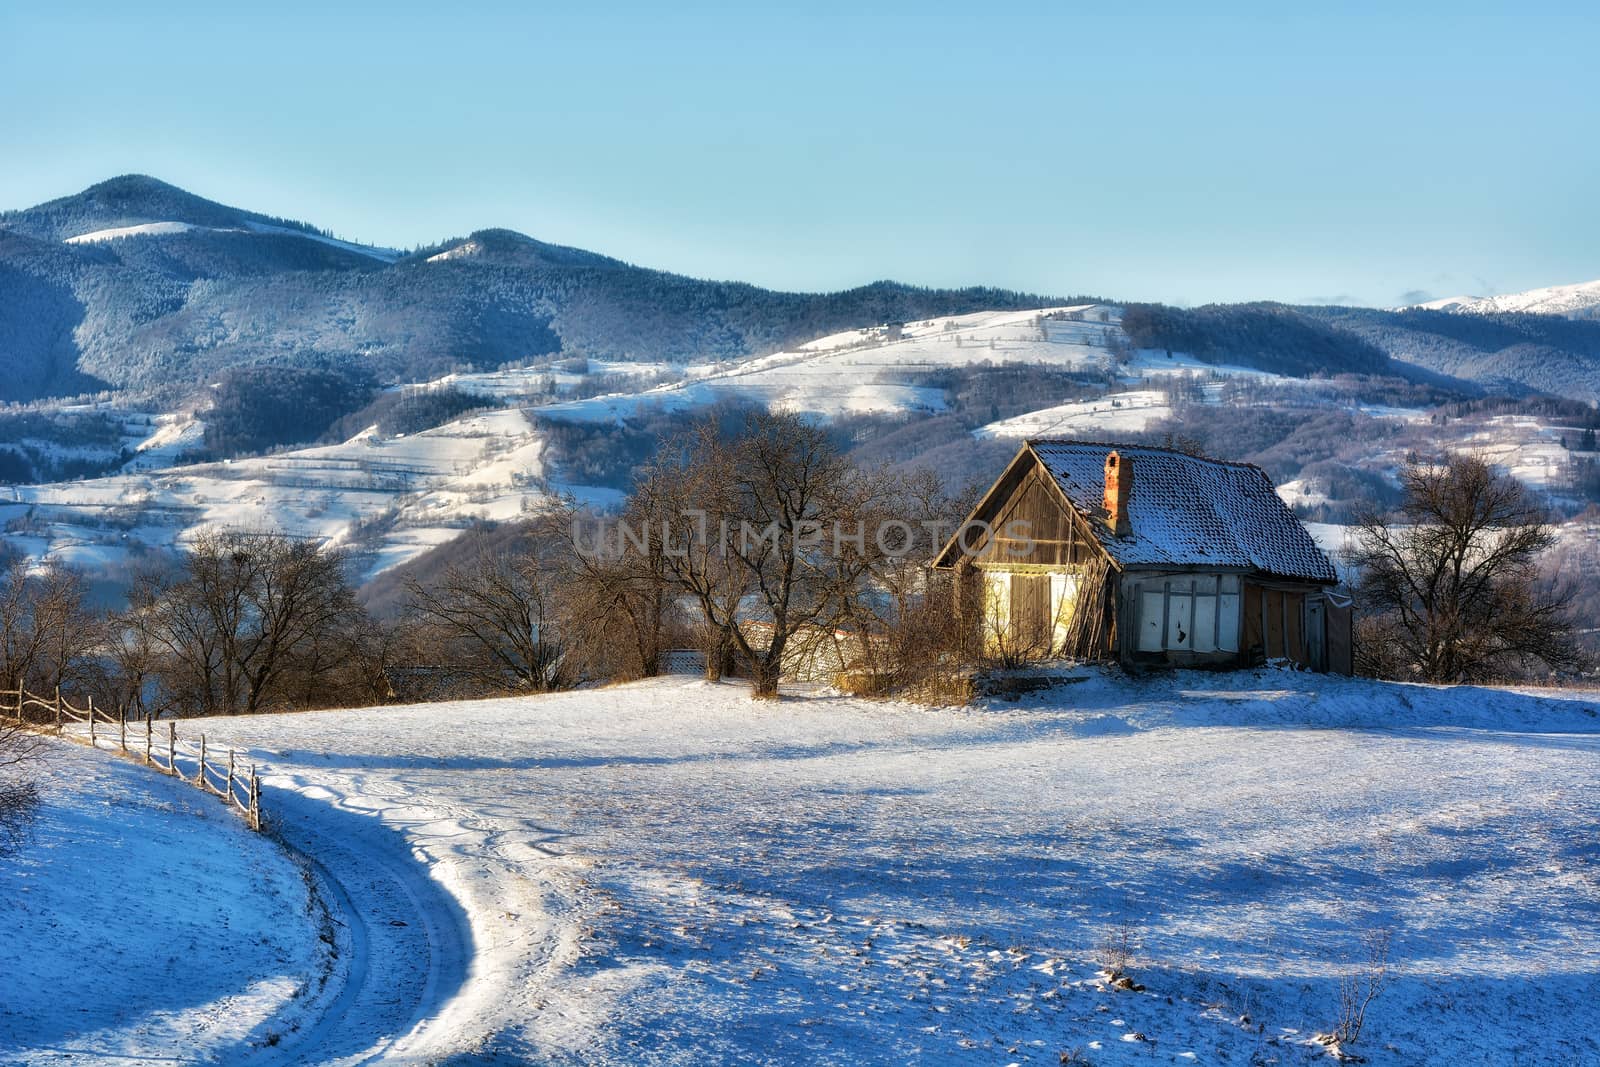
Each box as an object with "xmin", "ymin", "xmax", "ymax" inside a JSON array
[{"xmin": 932, "ymin": 440, "xmax": 1351, "ymax": 672}]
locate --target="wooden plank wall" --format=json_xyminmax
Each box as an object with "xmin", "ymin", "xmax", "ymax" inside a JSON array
[
  {"xmin": 1243, "ymin": 582, "xmax": 1311, "ymax": 666},
  {"xmin": 1009, "ymin": 573, "xmax": 1051, "ymax": 650},
  {"xmin": 977, "ymin": 467, "xmax": 1097, "ymax": 568}
]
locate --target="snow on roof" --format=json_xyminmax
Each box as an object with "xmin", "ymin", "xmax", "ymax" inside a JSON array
[{"xmin": 1028, "ymin": 440, "xmax": 1338, "ymax": 583}]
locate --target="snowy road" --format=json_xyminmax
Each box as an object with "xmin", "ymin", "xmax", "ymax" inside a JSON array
[
  {"xmin": 9, "ymin": 670, "xmax": 1600, "ymax": 1065},
  {"xmin": 253, "ymin": 783, "xmax": 474, "ymax": 1065}
]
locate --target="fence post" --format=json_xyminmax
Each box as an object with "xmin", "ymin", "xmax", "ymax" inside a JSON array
[
  {"xmin": 55, "ymin": 687, "xmax": 62, "ymax": 733},
  {"xmin": 88, "ymin": 696, "xmax": 95, "ymax": 744},
  {"xmin": 145, "ymin": 715, "xmax": 153, "ymax": 766},
  {"xmin": 249, "ymin": 766, "xmax": 260, "ymax": 831},
  {"xmin": 198, "ymin": 734, "xmax": 207, "ymax": 790},
  {"xmin": 226, "ymin": 749, "xmax": 235, "ymax": 806},
  {"xmin": 118, "ymin": 703, "xmax": 127, "ymax": 754},
  {"xmin": 167, "ymin": 722, "xmax": 177, "ymax": 776}
]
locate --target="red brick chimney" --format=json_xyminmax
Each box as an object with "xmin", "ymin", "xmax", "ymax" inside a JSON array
[{"xmin": 1104, "ymin": 451, "xmax": 1132, "ymax": 536}]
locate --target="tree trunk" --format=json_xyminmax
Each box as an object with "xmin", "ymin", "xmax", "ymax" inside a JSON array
[
  {"xmin": 702, "ymin": 624, "xmax": 731, "ymax": 682},
  {"xmin": 750, "ymin": 661, "xmax": 781, "ymax": 700}
]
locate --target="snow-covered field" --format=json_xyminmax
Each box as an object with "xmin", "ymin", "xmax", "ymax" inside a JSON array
[
  {"xmin": 975, "ymin": 390, "xmax": 1172, "ymax": 438},
  {"xmin": 533, "ymin": 307, "xmax": 1122, "ymax": 423},
  {"xmin": 12, "ymin": 670, "xmax": 1597, "ymax": 1065}
]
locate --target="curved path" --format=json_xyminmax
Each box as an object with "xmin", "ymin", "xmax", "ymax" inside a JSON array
[{"xmin": 242, "ymin": 779, "xmax": 476, "ymax": 1066}]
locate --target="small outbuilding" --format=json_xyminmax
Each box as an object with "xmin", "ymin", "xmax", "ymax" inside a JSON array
[{"xmin": 932, "ymin": 440, "xmax": 1351, "ymax": 672}]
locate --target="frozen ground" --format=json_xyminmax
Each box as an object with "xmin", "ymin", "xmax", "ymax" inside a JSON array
[
  {"xmin": 0, "ymin": 740, "xmax": 330, "ymax": 1064},
  {"xmin": 13, "ymin": 670, "xmax": 1594, "ymax": 1065}
]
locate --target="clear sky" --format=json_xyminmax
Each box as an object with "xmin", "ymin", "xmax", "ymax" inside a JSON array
[{"xmin": 2, "ymin": 2, "xmax": 1596, "ymax": 307}]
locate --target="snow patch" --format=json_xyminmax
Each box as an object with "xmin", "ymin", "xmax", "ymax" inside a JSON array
[{"xmin": 64, "ymin": 221, "xmax": 199, "ymax": 243}]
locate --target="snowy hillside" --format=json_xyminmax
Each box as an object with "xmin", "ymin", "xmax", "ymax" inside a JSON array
[
  {"xmin": 4, "ymin": 306, "xmax": 1132, "ymax": 574},
  {"xmin": 14, "ymin": 670, "xmax": 1599, "ymax": 1065},
  {"xmin": 1, "ymin": 407, "xmax": 568, "ymax": 581},
  {"xmin": 502, "ymin": 306, "xmax": 1122, "ymax": 422},
  {"xmin": 10, "ymin": 297, "xmax": 1596, "ymax": 586},
  {"xmin": 0, "ymin": 741, "xmax": 329, "ymax": 1062}
]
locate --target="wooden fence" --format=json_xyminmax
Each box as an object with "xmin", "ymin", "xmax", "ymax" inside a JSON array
[{"xmin": 1, "ymin": 687, "xmax": 262, "ymax": 831}]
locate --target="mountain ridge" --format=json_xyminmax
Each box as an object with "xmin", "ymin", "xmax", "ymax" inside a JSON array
[
  {"xmin": 0, "ymin": 174, "xmax": 332, "ymax": 243},
  {"xmin": 1401, "ymin": 278, "xmax": 1600, "ymax": 319},
  {"xmin": 0, "ymin": 176, "xmax": 1070, "ymax": 404},
  {"xmin": 2, "ymin": 176, "xmax": 1599, "ymax": 407}
]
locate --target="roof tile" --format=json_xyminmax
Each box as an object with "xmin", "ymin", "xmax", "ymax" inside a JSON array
[{"xmin": 1028, "ymin": 440, "xmax": 1337, "ymax": 584}]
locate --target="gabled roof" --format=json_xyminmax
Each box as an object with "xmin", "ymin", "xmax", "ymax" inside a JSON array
[{"xmin": 938, "ymin": 440, "xmax": 1337, "ymax": 584}]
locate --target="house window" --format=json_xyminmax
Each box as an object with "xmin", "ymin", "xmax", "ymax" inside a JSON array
[
  {"xmin": 1138, "ymin": 589, "xmax": 1164, "ymax": 651},
  {"xmin": 1134, "ymin": 575, "xmax": 1240, "ymax": 654}
]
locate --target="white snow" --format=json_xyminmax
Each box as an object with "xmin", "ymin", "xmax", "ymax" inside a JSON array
[
  {"xmin": 1400, "ymin": 278, "xmax": 1600, "ymax": 318},
  {"xmin": 425, "ymin": 239, "xmax": 483, "ymax": 263},
  {"xmin": 242, "ymin": 221, "xmax": 401, "ymax": 262},
  {"xmin": 1276, "ymin": 478, "xmax": 1330, "ymax": 509},
  {"xmin": 63, "ymin": 221, "xmax": 198, "ymax": 243},
  {"xmin": 124, "ymin": 410, "xmax": 206, "ymax": 470},
  {"xmin": 0, "ymin": 740, "xmax": 329, "ymax": 1063},
  {"xmin": 2, "ymin": 406, "xmax": 562, "ymax": 581},
  {"xmin": 974, "ymin": 389, "xmax": 1171, "ymax": 438},
  {"xmin": 58, "ymin": 219, "xmax": 399, "ymax": 261},
  {"xmin": 534, "ymin": 306, "xmax": 1124, "ymax": 423},
  {"xmin": 1458, "ymin": 414, "xmax": 1575, "ymax": 490},
  {"xmin": 1124, "ymin": 348, "xmax": 1283, "ymax": 382},
  {"xmin": 16, "ymin": 670, "xmax": 1595, "ymax": 1064}
]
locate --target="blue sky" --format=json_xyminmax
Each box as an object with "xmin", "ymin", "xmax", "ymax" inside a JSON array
[{"xmin": 2, "ymin": 2, "xmax": 1596, "ymax": 306}]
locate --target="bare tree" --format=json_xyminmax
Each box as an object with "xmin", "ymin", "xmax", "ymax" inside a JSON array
[
  {"xmin": 840, "ymin": 467, "xmax": 976, "ymax": 696},
  {"xmin": 403, "ymin": 525, "xmax": 568, "ymax": 694},
  {"xmin": 0, "ymin": 709, "xmax": 40, "ymax": 858},
  {"xmin": 1348, "ymin": 454, "xmax": 1583, "ymax": 682},
  {"xmin": 0, "ymin": 558, "xmax": 100, "ymax": 700},
  {"xmin": 631, "ymin": 420, "xmax": 749, "ymax": 681},
  {"xmin": 0, "ymin": 557, "xmax": 44, "ymax": 694},
  {"xmin": 643, "ymin": 412, "xmax": 884, "ymax": 698},
  {"xmin": 102, "ymin": 574, "xmax": 164, "ymax": 719},
  {"xmin": 1320, "ymin": 927, "xmax": 1393, "ymax": 1053},
  {"xmin": 127, "ymin": 531, "xmax": 365, "ymax": 714},
  {"xmin": 563, "ymin": 497, "xmax": 674, "ymax": 683}
]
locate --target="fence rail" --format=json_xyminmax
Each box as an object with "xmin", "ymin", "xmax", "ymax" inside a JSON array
[{"xmin": 0, "ymin": 687, "xmax": 262, "ymax": 831}]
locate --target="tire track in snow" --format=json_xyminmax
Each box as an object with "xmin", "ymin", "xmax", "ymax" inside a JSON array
[{"xmin": 248, "ymin": 778, "xmax": 475, "ymax": 1066}]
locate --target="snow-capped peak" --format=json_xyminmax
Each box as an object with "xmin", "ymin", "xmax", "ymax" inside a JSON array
[{"xmin": 1399, "ymin": 278, "xmax": 1600, "ymax": 318}]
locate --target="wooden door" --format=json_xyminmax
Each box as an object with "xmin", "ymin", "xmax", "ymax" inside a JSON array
[{"xmin": 1010, "ymin": 574, "xmax": 1051, "ymax": 655}]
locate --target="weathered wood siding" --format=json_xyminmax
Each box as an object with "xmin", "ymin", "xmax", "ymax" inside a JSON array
[
  {"xmin": 1009, "ymin": 573, "xmax": 1051, "ymax": 650},
  {"xmin": 1242, "ymin": 582, "xmax": 1319, "ymax": 667},
  {"xmin": 974, "ymin": 466, "xmax": 1098, "ymax": 568}
]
